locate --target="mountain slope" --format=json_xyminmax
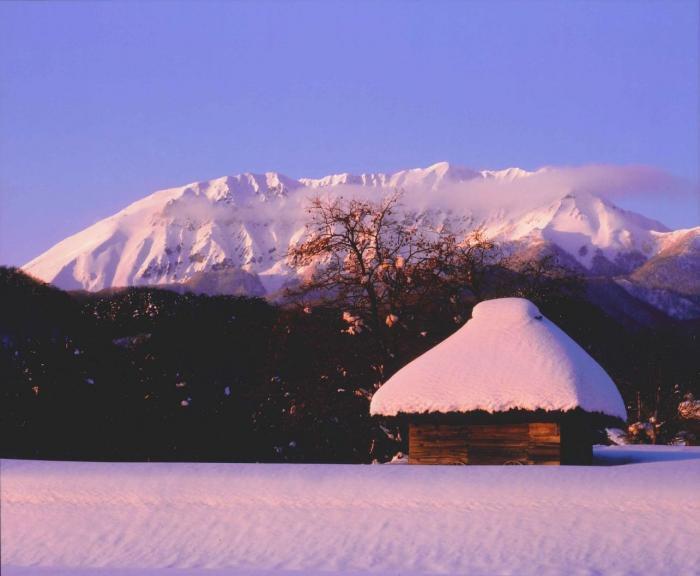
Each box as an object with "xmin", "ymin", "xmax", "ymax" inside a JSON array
[
  {"xmin": 22, "ymin": 162, "xmax": 698, "ymax": 316},
  {"xmin": 612, "ymin": 228, "xmax": 700, "ymax": 319}
]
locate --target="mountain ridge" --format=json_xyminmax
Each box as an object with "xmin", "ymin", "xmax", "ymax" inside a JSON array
[{"xmin": 22, "ymin": 162, "xmax": 699, "ymax": 318}]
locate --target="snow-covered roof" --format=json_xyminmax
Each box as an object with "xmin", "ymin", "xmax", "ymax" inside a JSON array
[{"xmin": 370, "ymin": 298, "xmax": 627, "ymax": 420}]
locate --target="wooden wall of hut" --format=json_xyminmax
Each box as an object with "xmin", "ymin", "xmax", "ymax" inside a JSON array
[{"xmin": 408, "ymin": 419, "xmax": 592, "ymax": 465}]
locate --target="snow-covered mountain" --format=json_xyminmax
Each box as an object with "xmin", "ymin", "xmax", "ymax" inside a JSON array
[
  {"xmin": 615, "ymin": 228, "xmax": 700, "ymax": 319},
  {"xmin": 23, "ymin": 162, "xmax": 699, "ymax": 316}
]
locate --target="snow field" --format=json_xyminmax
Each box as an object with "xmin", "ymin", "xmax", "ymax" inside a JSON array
[{"xmin": 2, "ymin": 447, "xmax": 700, "ymax": 576}]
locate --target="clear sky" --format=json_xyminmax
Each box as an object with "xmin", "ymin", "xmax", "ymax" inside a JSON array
[{"xmin": 0, "ymin": 0, "xmax": 698, "ymax": 265}]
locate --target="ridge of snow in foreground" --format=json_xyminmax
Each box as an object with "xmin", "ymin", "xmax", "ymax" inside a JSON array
[{"xmin": 2, "ymin": 446, "xmax": 699, "ymax": 576}]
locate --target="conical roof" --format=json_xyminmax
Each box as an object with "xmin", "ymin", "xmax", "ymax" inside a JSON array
[{"xmin": 370, "ymin": 298, "xmax": 627, "ymax": 420}]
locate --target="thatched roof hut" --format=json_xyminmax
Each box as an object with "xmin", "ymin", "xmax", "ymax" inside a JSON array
[{"xmin": 370, "ymin": 298, "xmax": 627, "ymax": 465}]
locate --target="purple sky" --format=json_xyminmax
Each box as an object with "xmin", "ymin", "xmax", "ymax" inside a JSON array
[{"xmin": 0, "ymin": 0, "xmax": 698, "ymax": 266}]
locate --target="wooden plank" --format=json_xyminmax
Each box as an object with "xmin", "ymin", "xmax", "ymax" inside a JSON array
[
  {"xmin": 468, "ymin": 423, "xmax": 528, "ymax": 465},
  {"xmin": 529, "ymin": 422, "xmax": 560, "ymax": 438},
  {"xmin": 528, "ymin": 422, "xmax": 560, "ymax": 465},
  {"xmin": 409, "ymin": 424, "xmax": 469, "ymax": 465},
  {"xmin": 468, "ymin": 424, "xmax": 530, "ymax": 438}
]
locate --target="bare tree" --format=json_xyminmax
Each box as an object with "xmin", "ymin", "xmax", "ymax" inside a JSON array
[
  {"xmin": 287, "ymin": 191, "xmax": 499, "ymax": 348},
  {"xmin": 501, "ymin": 252, "xmax": 583, "ymax": 305},
  {"xmin": 434, "ymin": 227, "xmax": 499, "ymax": 302}
]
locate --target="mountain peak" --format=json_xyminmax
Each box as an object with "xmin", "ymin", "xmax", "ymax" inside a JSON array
[
  {"xmin": 480, "ymin": 167, "xmax": 534, "ymax": 181},
  {"xmin": 22, "ymin": 163, "xmax": 682, "ymax": 301},
  {"xmin": 300, "ymin": 162, "xmax": 487, "ymax": 190},
  {"xmin": 422, "ymin": 161, "xmax": 481, "ymax": 182}
]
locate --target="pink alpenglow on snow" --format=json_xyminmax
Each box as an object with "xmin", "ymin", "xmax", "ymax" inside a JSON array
[
  {"xmin": 2, "ymin": 449, "xmax": 700, "ymax": 576},
  {"xmin": 370, "ymin": 297, "xmax": 627, "ymax": 420}
]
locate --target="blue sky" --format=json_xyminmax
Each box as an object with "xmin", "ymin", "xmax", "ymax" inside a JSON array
[{"xmin": 0, "ymin": 0, "xmax": 698, "ymax": 265}]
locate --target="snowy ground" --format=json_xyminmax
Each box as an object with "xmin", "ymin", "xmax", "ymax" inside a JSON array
[{"xmin": 2, "ymin": 446, "xmax": 699, "ymax": 576}]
